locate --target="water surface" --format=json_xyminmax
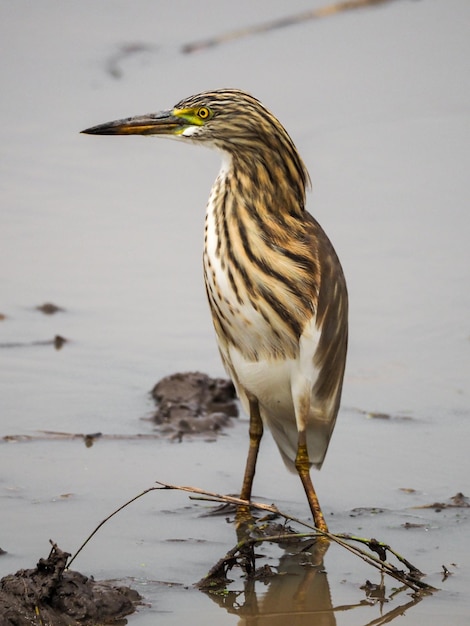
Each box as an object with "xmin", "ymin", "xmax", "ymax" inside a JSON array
[{"xmin": 1, "ymin": 1, "xmax": 469, "ymax": 624}]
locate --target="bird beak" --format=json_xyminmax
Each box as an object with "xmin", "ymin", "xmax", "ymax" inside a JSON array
[{"xmin": 81, "ymin": 110, "xmax": 185, "ymax": 136}]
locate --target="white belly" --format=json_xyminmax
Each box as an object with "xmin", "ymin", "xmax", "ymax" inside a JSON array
[{"xmin": 226, "ymin": 333, "xmax": 332, "ymax": 471}]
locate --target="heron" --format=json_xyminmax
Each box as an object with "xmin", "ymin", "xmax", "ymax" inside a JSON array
[{"xmin": 82, "ymin": 89, "xmax": 348, "ymax": 532}]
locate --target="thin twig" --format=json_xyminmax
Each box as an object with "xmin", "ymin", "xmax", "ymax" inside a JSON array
[
  {"xmin": 182, "ymin": 0, "xmax": 400, "ymax": 54},
  {"xmin": 67, "ymin": 480, "xmax": 436, "ymax": 593},
  {"xmin": 67, "ymin": 486, "xmax": 161, "ymax": 568},
  {"xmin": 157, "ymin": 482, "xmax": 436, "ymax": 593},
  {"xmin": 336, "ymin": 534, "xmax": 424, "ymax": 574}
]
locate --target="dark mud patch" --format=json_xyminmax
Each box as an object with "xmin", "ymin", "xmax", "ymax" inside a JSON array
[
  {"xmin": 0, "ymin": 302, "xmax": 67, "ymax": 349},
  {"xmin": 0, "ymin": 543, "xmax": 141, "ymax": 625},
  {"xmin": 2, "ymin": 371, "xmax": 239, "ymax": 443},
  {"xmin": 150, "ymin": 371, "xmax": 239, "ymax": 439},
  {"xmin": 0, "ymin": 335, "xmax": 67, "ymax": 350},
  {"xmin": 0, "ymin": 431, "xmax": 162, "ymax": 445},
  {"xmin": 35, "ymin": 302, "xmax": 65, "ymax": 315},
  {"xmin": 416, "ymin": 491, "xmax": 470, "ymax": 511}
]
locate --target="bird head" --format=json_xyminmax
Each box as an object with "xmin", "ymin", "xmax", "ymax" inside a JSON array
[
  {"xmin": 82, "ymin": 88, "xmax": 311, "ymax": 200},
  {"xmin": 82, "ymin": 88, "xmax": 292, "ymax": 155}
]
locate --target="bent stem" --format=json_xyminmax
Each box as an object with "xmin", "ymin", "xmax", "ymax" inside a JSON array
[
  {"xmin": 66, "ymin": 480, "xmax": 437, "ymax": 594},
  {"xmin": 157, "ymin": 481, "xmax": 436, "ymax": 594},
  {"xmin": 66, "ymin": 486, "xmax": 162, "ymax": 569}
]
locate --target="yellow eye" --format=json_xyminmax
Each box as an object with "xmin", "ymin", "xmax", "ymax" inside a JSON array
[{"xmin": 197, "ymin": 107, "xmax": 210, "ymax": 119}]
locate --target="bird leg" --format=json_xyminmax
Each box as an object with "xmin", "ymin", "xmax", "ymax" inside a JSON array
[
  {"xmin": 239, "ymin": 398, "xmax": 263, "ymax": 512},
  {"xmin": 295, "ymin": 434, "xmax": 329, "ymax": 533}
]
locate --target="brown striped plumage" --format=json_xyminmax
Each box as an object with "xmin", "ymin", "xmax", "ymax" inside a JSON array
[{"xmin": 82, "ymin": 89, "xmax": 348, "ymax": 531}]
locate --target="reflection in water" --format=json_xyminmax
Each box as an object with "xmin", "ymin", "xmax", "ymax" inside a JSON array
[
  {"xmin": 201, "ymin": 532, "xmax": 426, "ymax": 625},
  {"xmin": 245, "ymin": 548, "xmax": 335, "ymax": 626},
  {"xmin": 205, "ymin": 540, "xmax": 336, "ymax": 626}
]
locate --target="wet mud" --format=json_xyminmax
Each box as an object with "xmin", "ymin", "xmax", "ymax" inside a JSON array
[
  {"xmin": 150, "ymin": 371, "xmax": 239, "ymax": 438},
  {"xmin": 35, "ymin": 303, "xmax": 65, "ymax": 315},
  {"xmin": 0, "ymin": 302, "xmax": 67, "ymax": 349},
  {"xmin": 0, "ymin": 543, "xmax": 140, "ymax": 625}
]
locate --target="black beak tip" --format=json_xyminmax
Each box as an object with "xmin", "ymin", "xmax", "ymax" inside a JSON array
[{"xmin": 80, "ymin": 124, "xmax": 113, "ymax": 135}]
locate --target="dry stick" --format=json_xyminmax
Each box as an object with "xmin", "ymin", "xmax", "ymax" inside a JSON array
[
  {"xmin": 66, "ymin": 480, "xmax": 436, "ymax": 593},
  {"xmin": 335, "ymin": 534, "xmax": 424, "ymax": 575},
  {"xmin": 182, "ymin": 0, "xmax": 399, "ymax": 54},
  {"xmin": 156, "ymin": 482, "xmax": 436, "ymax": 593},
  {"xmin": 66, "ymin": 486, "xmax": 161, "ymax": 569}
]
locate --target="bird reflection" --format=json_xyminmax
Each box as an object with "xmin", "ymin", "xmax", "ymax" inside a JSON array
[
  {"xmin": 244, "ymin": 547, "xmax": 335, "ymax": 626},
  {"xmin": 200, "ymin": 527, "xmax": 426, "ymax": 625},
  {"xmin": 203, "ymin": 537, "xmax": 336, "ymax": 626}
]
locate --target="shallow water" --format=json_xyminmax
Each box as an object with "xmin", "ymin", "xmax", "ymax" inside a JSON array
[{"xmin": 1, "ymin": 1, "xmax": 470, "ymax": 624}]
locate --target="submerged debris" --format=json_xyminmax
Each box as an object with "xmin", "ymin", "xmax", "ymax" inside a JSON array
[
  {"xmin": 182, "ymin": 0, "xmax": 397, "ymax": 54},
  {"xmin": 0, "ymin": 335, "xmax": 67, "ymax": 350},
  {"xmin": 416, "ymin": 492, "xmax": 470, "ymax": 511},
  {"xmin": 349, "ymin": 507, "xmax": 385, "ymax": 517},
  {"xmin": 151, "ymin": 371, "xmax": 239, "ymax": 438},
  {"xmin": 106, "ymin": 42, "xmax": 158, "ymax": 79},
  {"xmin": 0, "ymin": 542, "xmax": 141, "ymax": 625},
  {"xmin": 35, "ymin": 302, "xmax": 65, "ymax": 315}
]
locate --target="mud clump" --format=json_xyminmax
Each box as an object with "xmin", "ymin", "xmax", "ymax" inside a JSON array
[
  {"xmin": 151, "ymin": 371, "xmax": 239, "ymax": 438},
  {"xmin": 0, "ymin": 543, "xmax": 141, "ymax": 625},
  {"xmin": 35, "ymin": 302, "xmax": 65, "ymax": 315}
]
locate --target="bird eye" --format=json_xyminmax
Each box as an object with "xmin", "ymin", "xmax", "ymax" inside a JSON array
[{"xmin": 197, "ymin": 107, "xmax": 210, "ymax": 119}]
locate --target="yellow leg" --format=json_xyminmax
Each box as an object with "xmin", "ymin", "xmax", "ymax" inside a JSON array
[
  {"xmin": 295, "ymin": 436, "xmax": 329, "ymax": 533},
  {"xmin": 240, "ymin": 398, "xmax": 263, "ymax": 504}
]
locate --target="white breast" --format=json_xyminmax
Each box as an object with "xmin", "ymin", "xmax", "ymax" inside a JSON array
[
  {"xmin": 203, "ymin": 163, "xmax": 281, "ymax": 358},
  {"xmin": 203, "ymin": 157, "xmax": 331, "ymax": 470}
]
